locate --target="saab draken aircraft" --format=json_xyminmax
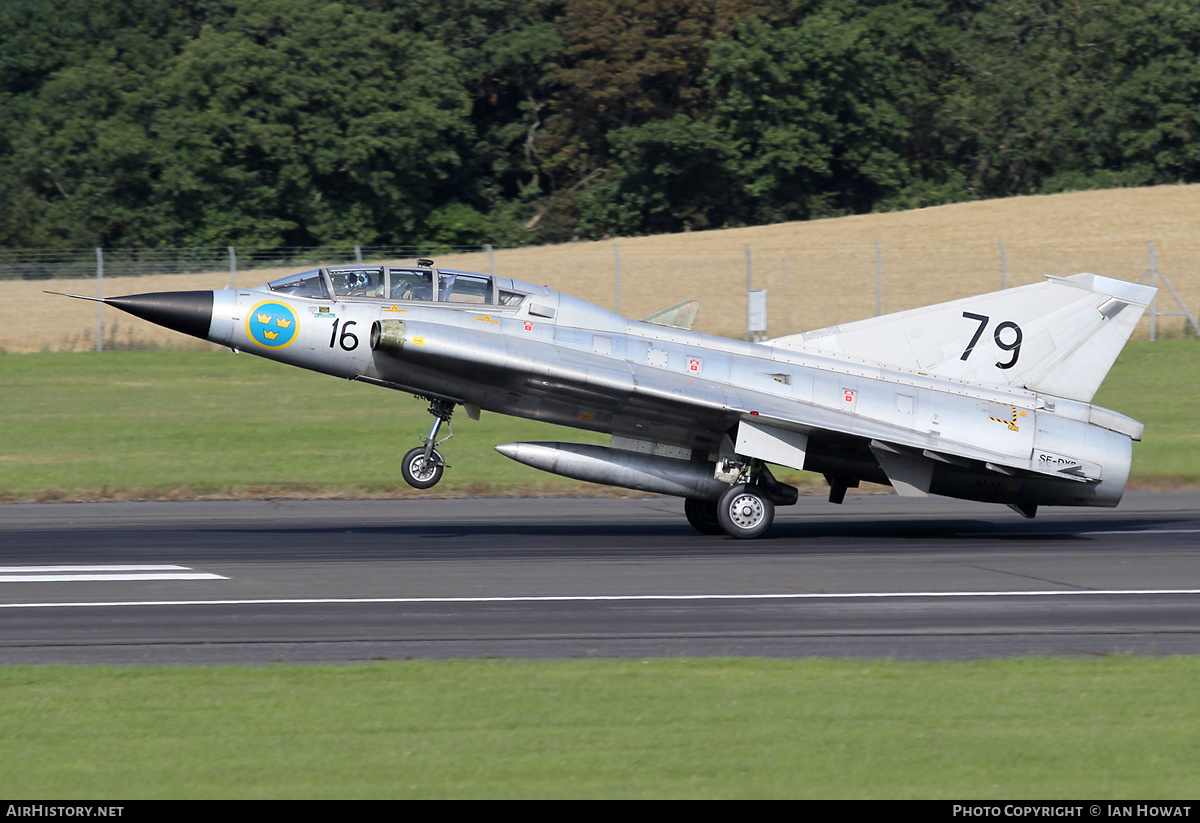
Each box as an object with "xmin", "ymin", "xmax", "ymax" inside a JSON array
[{"xmin": 53, "ymin": 259, "xmax": 1154, "ymax": 538}]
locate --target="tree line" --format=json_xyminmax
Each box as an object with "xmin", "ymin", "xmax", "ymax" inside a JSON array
[{"xmin": 2, "ymin": 0, "xmax": 1198, "ymax": 251}]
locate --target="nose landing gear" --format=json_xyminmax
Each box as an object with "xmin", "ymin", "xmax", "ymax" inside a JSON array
[{"xmin": 401, "ymin": 398, "xmax": 455, "ymax": 490}]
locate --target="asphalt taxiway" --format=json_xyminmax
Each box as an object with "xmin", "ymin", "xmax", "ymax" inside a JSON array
[{"xmin": 2, "ymin": 492, "xmax": 1199, "ymax": 663}]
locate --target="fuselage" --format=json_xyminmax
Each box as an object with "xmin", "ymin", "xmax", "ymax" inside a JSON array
[
  {"xmin": 88, "ymin": 263, "xmax": 1143, "ymax": 513},
  {"xmin": 196, "ymin": 266, "xmax": 1139, "ymax": 511}
]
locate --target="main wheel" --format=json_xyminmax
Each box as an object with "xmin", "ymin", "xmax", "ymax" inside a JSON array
[
  {"xmin": 684, "ymin": 498, "xmax": 723, "ymax": 535},
  {"xmin": 401, "ymin": 447, "xmax": 445, "ymax": 489},
  {"xmin": 716, "ymin": 484, "xmax": 774, "ymax": 539}
]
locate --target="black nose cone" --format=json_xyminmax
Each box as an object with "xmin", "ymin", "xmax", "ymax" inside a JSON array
[{"xmin": 104, "ymin": 291, "xmax": 215, "ymax": 341}]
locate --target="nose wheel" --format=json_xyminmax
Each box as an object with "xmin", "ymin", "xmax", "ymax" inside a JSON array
[
  {"xmin": 401, "ymin": 446, "xmax": 445, "ymax": 489},
  {"xmin": 401, "ymin": 399, "xmax": 455, "ymax": 490}
]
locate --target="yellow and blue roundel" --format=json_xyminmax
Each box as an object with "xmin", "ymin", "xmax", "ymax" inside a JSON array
[{"xmin": 246, "ymin": 301, "xmax": 299, "ymax": 349}]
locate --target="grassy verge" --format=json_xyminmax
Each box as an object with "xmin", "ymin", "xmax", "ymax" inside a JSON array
[
  {"xmin": 1, "ymin": 341, "xmax": 1196, "ymax": 501},
  {"xmin": 2, "ymin": 658, "xmax": 1198, "ymax": 799},
  {"xmin": 0, "ymin": 349, "xmax": 612, "ymax": 501},
  {"xmin": 1091, "ymin": 340, "xmax": 1200, "ymax": 483}
]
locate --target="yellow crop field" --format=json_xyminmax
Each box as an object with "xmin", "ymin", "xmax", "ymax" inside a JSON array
[{"xmin": 5, "ymin": 184, "xmax": 1199, "ymax": 353}]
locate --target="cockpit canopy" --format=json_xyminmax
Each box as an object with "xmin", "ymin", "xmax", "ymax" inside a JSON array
[{"xmin": 266, "ymin": 265, "xmax": 525, "ymax": 306}]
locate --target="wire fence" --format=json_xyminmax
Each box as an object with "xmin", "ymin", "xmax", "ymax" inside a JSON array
[
  {"xmin": 3, "ymin": 239, "xmax": 1197, "ymax": 353},
  {"xmin": 0, "ymin": 245, "xmax": 518, "ymax": 282}
]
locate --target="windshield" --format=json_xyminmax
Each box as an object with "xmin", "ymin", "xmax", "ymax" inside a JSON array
[{"xmin": 267, "ymin": 269, "xmax": 329, "ymax": 299}]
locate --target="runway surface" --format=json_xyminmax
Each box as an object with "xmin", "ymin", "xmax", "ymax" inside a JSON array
[{"xmin": 2, "ymin": 491, "xmax": 1199, "ymax": 664}]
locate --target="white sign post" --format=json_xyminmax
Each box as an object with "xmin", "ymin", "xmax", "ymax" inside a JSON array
[{"xmin": 748, "ymin": 289, "xmax": 768, "ymax": 341}]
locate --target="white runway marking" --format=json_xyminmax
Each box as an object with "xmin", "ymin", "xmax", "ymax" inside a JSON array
[
  {"xmin": 965, "ymin": 528, "xmax": 1200, "ymax": 538},
  {"xmin": 1, "ymin": 589, "xmax": 1198, "ymax": 609},
  {"xmin": 1081, "ymin": 529, "xmax": 1200, "ymax": 535},
  {"xmin": 0, "ymin": 565, "xmax": 227, "ymax": 583}
]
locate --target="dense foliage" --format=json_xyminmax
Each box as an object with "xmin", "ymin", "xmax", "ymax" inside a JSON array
[{"xmin": 2, "ymin": 0, "xmax": 1199, "ymax": 249}]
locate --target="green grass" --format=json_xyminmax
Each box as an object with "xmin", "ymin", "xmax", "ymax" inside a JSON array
[
  {"xmin": 1092, "ymin": 340, "xmax": 1200, "ymax": 482},
  {"xmin": 0, "ymin": 349, "xmax": 609, "ymax": 500},
  {"xmin": 2, "ymin": 657, "xmax": 1198, "ymax": 799},
  {"xmin": 0, "ymin": 341, "xmax": 1197, "ymax": 500}
]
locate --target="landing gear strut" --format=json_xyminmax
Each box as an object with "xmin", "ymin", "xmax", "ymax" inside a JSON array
[{"xmin": 401, "ymin": 398, "xmax": 455, "ymax": 490}]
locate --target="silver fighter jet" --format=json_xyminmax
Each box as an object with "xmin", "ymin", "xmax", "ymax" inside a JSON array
[{"xmin": 55, "ymin": 259, "xmax": 1155, "ymax": 538}]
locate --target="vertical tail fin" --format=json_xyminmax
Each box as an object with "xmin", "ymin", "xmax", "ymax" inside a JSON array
[{"xmin": 768, "ymin": 273, "xmax": 1155, "ymax": 402}]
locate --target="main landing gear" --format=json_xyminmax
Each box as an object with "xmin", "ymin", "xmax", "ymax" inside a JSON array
[
  {"xmin": 683, "ymin": 498, "xmax": 723, "ymax": 535},
  {"xmin": 401, "ymin": 398, "xmax": 455, "ymax": 490},
  {"xmin": 684, "ymin": 460, "xmax": 796, "ymax": 539},
  {"xmin": 715, "ymin": 483, "xmax": 775, "ymax": 539},
  {"xmin": 685, "ymin": 484, "xmax": 775, "ymax": 539}
]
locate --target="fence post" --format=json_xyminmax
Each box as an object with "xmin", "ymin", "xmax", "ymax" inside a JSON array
[
  {"xmin": 96, "ymin": 248, "xmax": 104, "ymax": 352},
  {"xmin": 1148, "ymin": 242, "xmax": 1158, "ymax": 341},
  {"xmin": 874, "ymin": 240, "xmax": 882, "ymax": 316},
  {"xmin": 745, "ymin": 243, "xmax": 753, "ymax": 340},
  {"xmin": 485, "ymin": 243, "xmax": 494, "ymax": 278},
  {"xmin": 1138, "ymin": 240, "xmax": 1200, "ymax": 340},
  {"xmin": 354, "ymin": 245, "xmax": 362, "ymax": 264},
  {"xmin": 228, "ymin": 246, "xmax": 237, "ymax": 289},
  {"xmin": 999, "ymin": 241, "xmax": 1007, "ymax": 289},
  {"xmin": 613, "ymin": 241, "xmax": 621, "ymax": 315}
]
